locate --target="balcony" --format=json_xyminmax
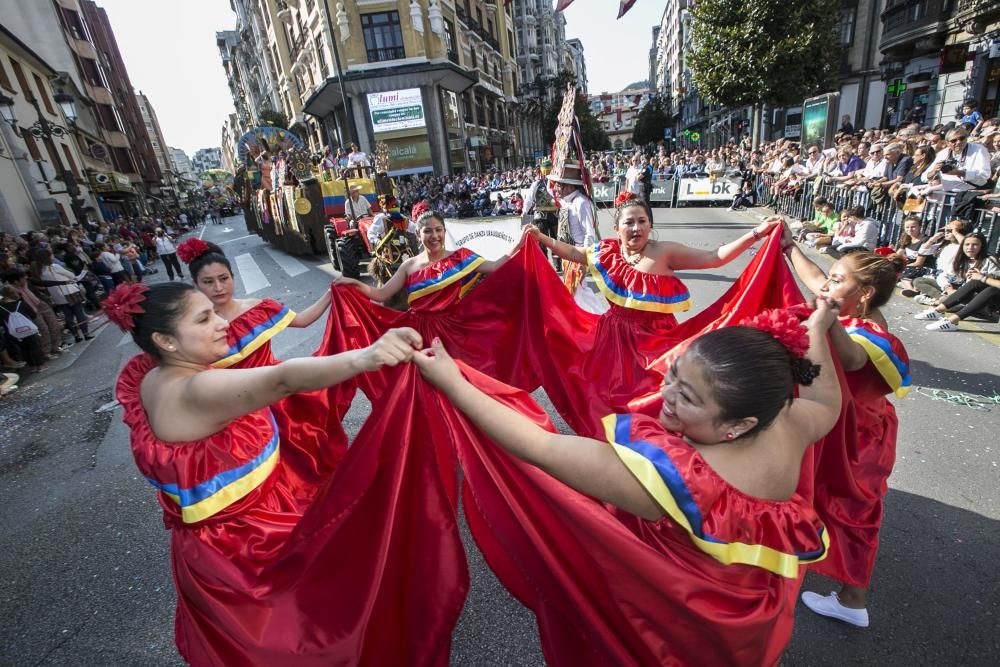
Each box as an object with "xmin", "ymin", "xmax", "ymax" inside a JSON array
[
  {"xmin": 880, "ymin": 0, "xmax": 952, "ymax": 57},
  {"xmin": 366, "ymin": 46, "xmax": 406, "ymax": 63}
]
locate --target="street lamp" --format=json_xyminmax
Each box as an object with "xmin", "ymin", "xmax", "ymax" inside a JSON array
[{"xmin": 0, "ymin": 91, "xmax": 86, "ymax": 225}]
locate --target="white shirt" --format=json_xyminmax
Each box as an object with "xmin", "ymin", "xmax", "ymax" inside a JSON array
[
  {"xmin": 625, "ymin": 165, "xmax": 643, "ymax": 194},
  {"xmin": 100, "ymin": 251, "xmax": 124, "ymax": 273},
  {"xmin": 930, "ymin": 141, "xmax": 992, "ymax": 188},
  {"xmin": 367, "ymin": 213, "xmax": 417, "ymax": 247},
  {"xmin": 155, "ymin": 236, "xmax": 176, "ymax": 255},
  {"xmin": 345, "ymin": 195, "xmax": 373, "ymax": 219},
  {"xmin": 861, "ymin": 158, "xmax": 890, "ymax": 180},
  {"xmin": 562, "ymin": 189, "xmax": 597, "ymax": 247},
  {"xmin": 347, "ymin": 151, "xmax": 369, "ymax": 167},
  {"xmin": 834, "ymin": 217, "xmax": 879, "ymax": 250},
  {"xmin": 41, "ymin": 264, "xmax": 82, "ymax": 306}
]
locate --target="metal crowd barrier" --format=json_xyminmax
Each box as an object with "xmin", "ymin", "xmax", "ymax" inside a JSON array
[{"xmin": 750, "ymin": 173, "xmax": 1000, "ymax": 256}]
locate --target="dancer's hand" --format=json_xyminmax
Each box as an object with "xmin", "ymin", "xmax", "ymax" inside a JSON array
[
  {"xmin": 779, "ymin": 220, "xmax": 795, "ymax": 250},
  {"xmin": 412, "ymin": 337, "xmax": 464, "ymax": 393},
  {"xmin": 358, "ymin": 328, "xmax": 422, "ymax": 372},
  {"xmin": 334, "ymin": 276, "xmax": 370, "ymax": 296},
  {"xmin": 806, "ymin": 296, "xmax": 840, "ymax": 332},
  {"xmin": 523, "ymin": 224, "xmax": 547, "ymax": 245},
  {"xmin": 754, "ymin": 217, "xmax": 781, "ymax": 238}
]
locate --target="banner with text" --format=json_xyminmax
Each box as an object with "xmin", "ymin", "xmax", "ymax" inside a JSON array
[
  {"xmin": 445, "ymin": 216, "xmax": 523, "ymax": 260},
  {"xmin": 676, "ymin": 177, "xmax": 743, "ymax": 202}
]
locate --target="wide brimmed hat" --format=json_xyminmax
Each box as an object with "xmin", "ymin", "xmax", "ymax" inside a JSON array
[
  {"xmin": 547, "ymin": 159, "xmax": 586, "ymax": 186},
  {"xmin": 349, "ymin": 185, "xmax": 363, "ymax": 193}
]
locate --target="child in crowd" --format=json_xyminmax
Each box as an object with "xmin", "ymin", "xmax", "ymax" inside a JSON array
[{"xmin": 798, "ymin": 197, "xmax": 840, "ymax": 243}]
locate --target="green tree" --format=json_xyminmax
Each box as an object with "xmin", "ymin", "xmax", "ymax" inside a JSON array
[
  {"xmin": 688, "ymin": 0, "xmax": 839, "ymax": 146},
  {"xmin": 257, "ymin": 108, "xmax": 290, "ymax": 129},
  {"xmin": 632, "ymin": 95, "xmax": 671, "ymax": 147}
]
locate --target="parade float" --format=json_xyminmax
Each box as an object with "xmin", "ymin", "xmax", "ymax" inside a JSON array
[{"xmin": 234, "ymin": 125, "xmax": 391, "ymax": 265}]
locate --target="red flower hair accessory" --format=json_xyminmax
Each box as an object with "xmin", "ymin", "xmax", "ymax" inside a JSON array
[
  {"xmin": 739, "ymin": 308, "xmax": 810, "ymax": 359},
  {"xmin": 615, "ymin": 191, "xmax": 640, "ymax": 208},
  {"xmin": 177, "ymin": 238, "xmax": 211, "ymax": 264},
  {"xmin": 103, "ymin": 283, "xmax": 149, "ymax": 333},
  {"xmin": 411, "ymin": 200, "xmax": 432, "ymax": 223}
]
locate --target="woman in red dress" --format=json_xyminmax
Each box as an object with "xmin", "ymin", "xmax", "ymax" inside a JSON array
[
  {"xmin": 781, "ymin": 230, "xmax": 911, "ymax": 627},
  {"xmin": 487, "ymin": 194, "xmax": 781, "ymax": 435},
  {"xmin": 414, "ymin": 300, "xmax": 844, "ymax": 664},
  {"xmin": 111, "ymin": 282, "xmax": 475, "ymax": 665},
  {"xmin": 178, "ymin": 239, "xmax": 346, "ymax": 485},
  {"xmin": 321, "ymin": 203, "xmax": 524, "ymax": 396}
]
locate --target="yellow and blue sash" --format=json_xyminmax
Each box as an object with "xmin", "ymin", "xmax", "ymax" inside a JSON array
[
  {"xmin": 212, "ymin": 305, "xmax": 295, "ymax": 369},
  {"xmin": 586, "ymin": 243, "xmax": 691, "ymax": 314},
  {"xmin": 845, "ymin": 324, "xmax": 911, "ymax": 398},
  {"xmin": 147, "ymin": 412, "xmax": 280, "ymax": 524},
  {"xmin": 406, "ymin": 251, "xmax": 486, "ymax": 304},
  {"xmin": 602, "ymin": 413, "xmax": 828, "ymax": 578}
]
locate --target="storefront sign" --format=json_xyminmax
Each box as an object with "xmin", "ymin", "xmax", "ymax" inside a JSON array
[
  {"xmin": 444, "ymin": 216, "xmax": 522, "ymax": 260},
  {"xmin": 367, "ymin": 88, "xmax": 426, "ymax": 133},
  {"xmin": 676, "ymin": 177, "xmax": 743, "ymax": 201},
  {"xmin": 383, "ymin": 136, "xmax": 433, "ymax": 176}
]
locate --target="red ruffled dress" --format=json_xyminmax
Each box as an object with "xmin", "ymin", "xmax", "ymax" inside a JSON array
[
  {"xmin": 117, "ymin": 354, "xmax": 469, "ymax": 665},
  {"xmin": 446, "ymin": 364, "xmax": 829, "ymax": 665},
  {"xmin": 809, "ymin": 317, "xmax": 910, "ymax": 587},
  {"xmin": 318, "ymin": 248, "xmax": 500, "ymax": 398},
  {"xmin": 212, "ymin": 299, "xmax": 347, "ymax": 487}
]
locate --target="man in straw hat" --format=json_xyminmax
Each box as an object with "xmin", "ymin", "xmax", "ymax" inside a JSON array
[
  {"xmin": 549, "ymin": 159, "xmax": 596, "ymax": 249},
  {"xmin": 522, "ymin": 158, "xmax": 561, "ymax": 267},
  {"xmin": 345, "ymin": 184, "xmax": 373, "ymax": 222},
  {"xmin": 548, "ymin": 160, "xmax": 606, "ymax": 314}
]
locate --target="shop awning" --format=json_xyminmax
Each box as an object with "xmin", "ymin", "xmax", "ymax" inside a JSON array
[{"xmin": 303, "ymin": 62, "xmax": 478, "ymax": 118}]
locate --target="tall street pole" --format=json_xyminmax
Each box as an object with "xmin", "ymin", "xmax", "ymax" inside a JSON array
[{"xmin": 323, "ymin": 0, "xmax": 358, "ymax": 148}]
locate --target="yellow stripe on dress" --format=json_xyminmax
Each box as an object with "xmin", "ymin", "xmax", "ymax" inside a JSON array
[
  {"xmin": 586, "ymin": 245, "xmax": 691, "ymax": 314},
  {"xmin": 601, "ymin": 414, "xmax": 828, "ymax": 578},
  {"xmin": 846, "ymin": 330, "xmax": 910, "ymax": 398},
  {"xmin": 212, "ymin": 307, "xmax": 295, "ymax": 369},
  {"xmin": 407, "ymin": 254, "xmax": 486, "ymax": 303}
]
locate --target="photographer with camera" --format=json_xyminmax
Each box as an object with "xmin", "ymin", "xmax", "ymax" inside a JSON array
[{"xmin": 925, "ymin": 128, "xmax": 991, "ymax": 192}]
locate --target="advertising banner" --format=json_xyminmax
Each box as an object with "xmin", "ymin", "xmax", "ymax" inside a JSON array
[
  {"xmin": 367, "ymin": 88, "xmax": 426, "ymax": 133},
  {"xmin": 676, "ymin": 177, "xmax": 743, "ymax": 202},
  {"xmin": 801, "ymin": 93, "xmax": 838, "ymax": 150},
  {"xmin": 591, "ymin": 180, "xmax": 617, "ymax": 202},
  {"xmin": 649, "ymin": 178, "xmax": 675, "ymax": 202},
  {"xmin": 444, "ymin": 216, "xmax": 523, "ymax": 260}
]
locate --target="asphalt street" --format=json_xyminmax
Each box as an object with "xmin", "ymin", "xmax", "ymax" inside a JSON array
[{"xmin": 1, "ymin": 206, "xmax": 997, "ymax": 666}]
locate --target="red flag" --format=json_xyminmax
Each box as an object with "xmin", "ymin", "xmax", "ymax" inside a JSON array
[
  {"xmin": 555, "ymin": 0, "xmax": 576, "ymax": 11},
  {"xmin": 618, "ymin": 0, "xmax": 638, "ymax": 18}
]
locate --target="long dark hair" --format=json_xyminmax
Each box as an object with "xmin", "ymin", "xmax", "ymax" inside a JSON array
[
  {"xmin": 131, "ymin": 282, "xmax": 196, "ymax": 359},
  {"xmin": 688, "ymin": 327, "xmax": 820, "ymax": 438},
  {"xmin": 953, "ymin": 232, "xmax": 988, "ymax": 276}
]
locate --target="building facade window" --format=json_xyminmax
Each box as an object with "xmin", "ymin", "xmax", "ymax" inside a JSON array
[
  {"xmin": 361, "ymin": 12, "xmax": 405, "ymax": 63},
  {"xmin": 32, "ymin": 73, "xmax": 56, "ymax": 115},
  {"xmin": 837, "ymin": 7, "xmax": 856, "ymax": 46}
]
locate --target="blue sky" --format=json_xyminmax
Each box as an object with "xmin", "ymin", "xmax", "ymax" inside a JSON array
[{"xmin": 96, "ymin": 0, "xmax": 664, "ymax": 155}]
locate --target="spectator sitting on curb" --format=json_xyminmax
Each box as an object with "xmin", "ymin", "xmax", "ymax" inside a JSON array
[
  {"xmin": 0, "ymin": 285, "xmax": 45, "ymax": 374},
  {"xmin": 906, "ymin": 219, "xmax": 972, "ymax": 304},
  {"xmin": 828, "ymin": 206, "xmax": 879, "ymax": 255},
  {"xmin": 915, "ymin": 233, "xmax": 1000, "ymax": 330}
]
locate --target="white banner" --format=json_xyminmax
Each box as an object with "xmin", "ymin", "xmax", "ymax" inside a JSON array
[
  {"xmin": 367, "ymin": 88, "xmax": 426, "ymax": 133},
  {"xmin": 676, "ymin": 177, "xmax": 743, "ymax": 201},
  {"xmin": 445, "ymin": 216, "xmax": 522, "ymax": 260}
]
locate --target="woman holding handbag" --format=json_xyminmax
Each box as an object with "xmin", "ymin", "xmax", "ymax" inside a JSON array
[{"xmin": 30, "ymin": 248, "xmax": 93, "ymax": 343}]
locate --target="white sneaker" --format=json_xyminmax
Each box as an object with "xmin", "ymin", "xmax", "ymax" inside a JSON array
[
  {"xmin": 801, "ymin": 591, "xmax": 870, "ymax": 628},
  {"xmin": 913, "ymin": 295, "xmax": 937, "ymax": 306},
  {"xmin": 926, "ymin": 319, "xmax": 959, "ymax": 332},
  {"xmin": 914, "ymin": 308, "xmax": 942, "ymax": 320}
]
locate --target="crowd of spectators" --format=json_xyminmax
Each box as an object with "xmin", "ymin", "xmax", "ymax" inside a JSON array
[{"xmin": 0, "ymin": 211, "xmax": 197, "ymax": 395}]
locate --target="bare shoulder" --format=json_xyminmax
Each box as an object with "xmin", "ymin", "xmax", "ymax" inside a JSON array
[{"xmin": 234, "ymin": 297, "xmax": 264, "ymax": 316}]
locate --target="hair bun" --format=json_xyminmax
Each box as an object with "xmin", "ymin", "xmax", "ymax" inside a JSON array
[{"xmin": 791, "ymin": 358, "xmax": 821, "ymax": 386}]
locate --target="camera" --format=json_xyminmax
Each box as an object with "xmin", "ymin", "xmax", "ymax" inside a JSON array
[{"xmin": 939, "ymin": 159, "xmax": 959, "ymax": 174}]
